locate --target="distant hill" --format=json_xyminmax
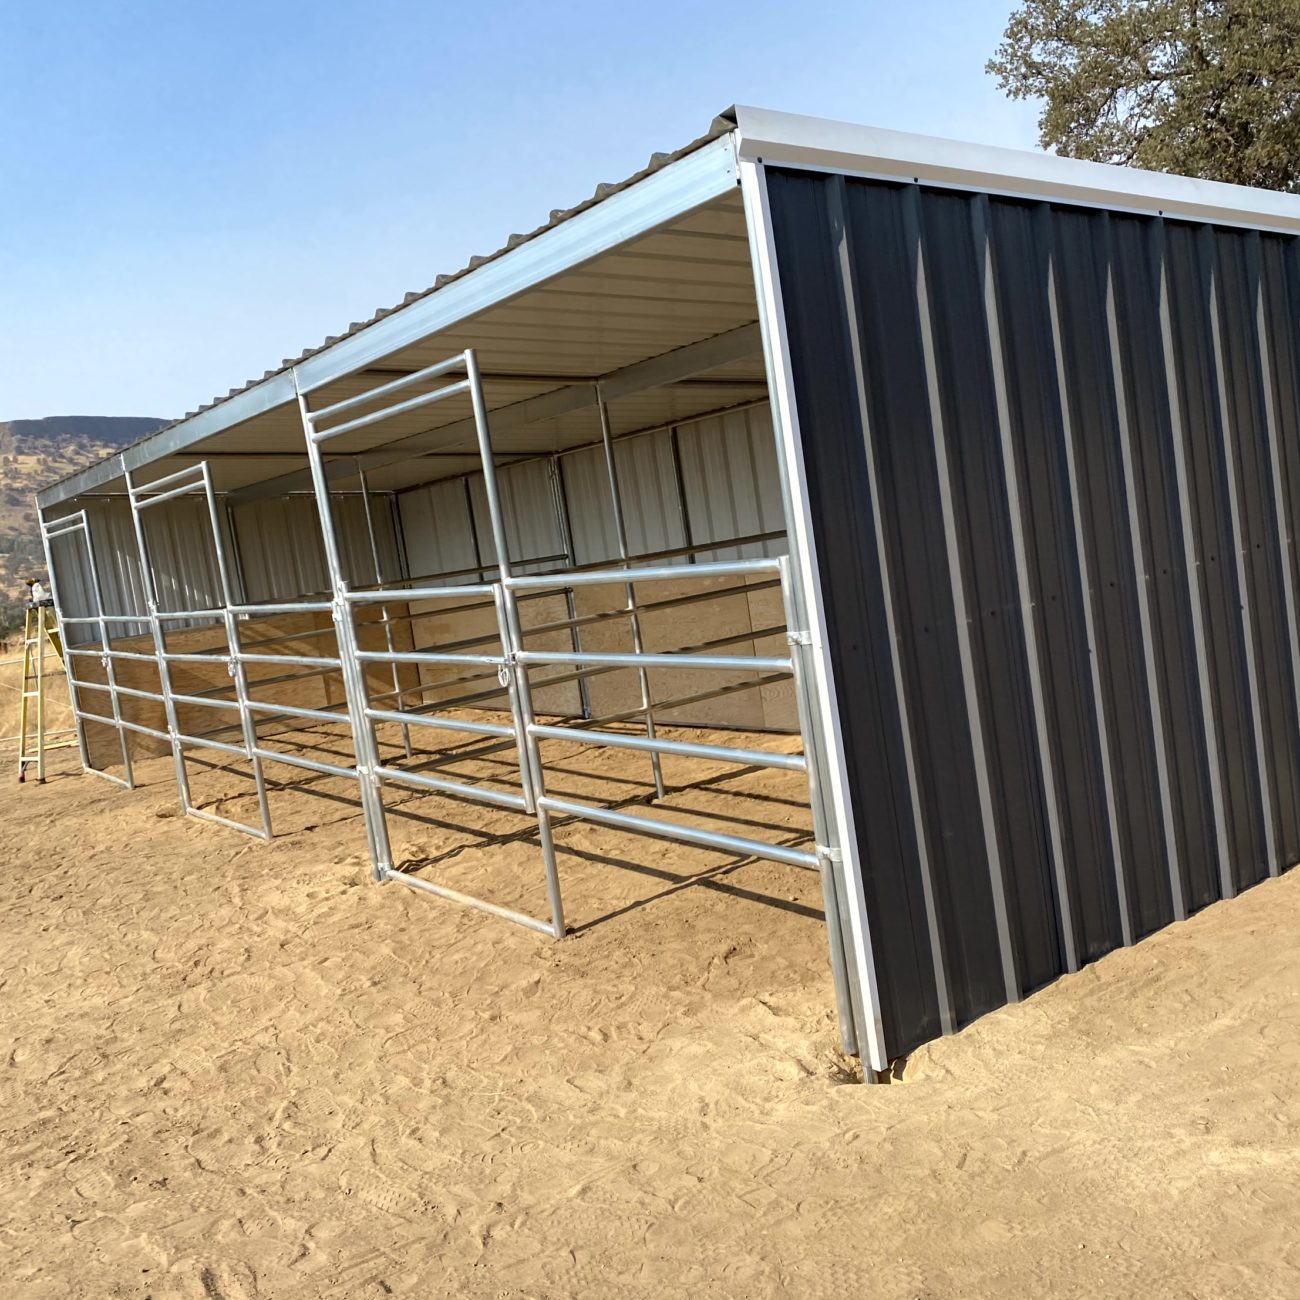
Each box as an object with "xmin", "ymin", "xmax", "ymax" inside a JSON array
[{"xmin": 0, "ymin": 415, "xmax": 170, "ymax": 639}]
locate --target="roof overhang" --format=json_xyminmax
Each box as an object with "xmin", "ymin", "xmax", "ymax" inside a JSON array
[
  {"xmin": 40, "ymin": 104, "xmax": 1300, "ymax": 513},
  {"xmin": 731, "ymin": 104, "xmax": 1300, "ymax": 234},
  {"xmin": 38, "ymin": 126, "xmax": 746, "ymax": 510}
]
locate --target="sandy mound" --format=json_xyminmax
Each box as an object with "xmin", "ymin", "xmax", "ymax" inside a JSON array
[{"xmin": 1, "ymin": 729, "xmax": 1298, "ymax": 1299}]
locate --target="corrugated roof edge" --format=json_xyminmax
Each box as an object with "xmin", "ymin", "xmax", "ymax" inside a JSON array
[{"xmin": 38, "ymin": 108, "xmax": 741, "ymax": 505}]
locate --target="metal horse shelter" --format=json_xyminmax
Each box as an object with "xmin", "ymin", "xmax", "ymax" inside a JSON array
[{"xmin": 36, "ymin": 107, "xmax": 1300, "ymax": 1073}]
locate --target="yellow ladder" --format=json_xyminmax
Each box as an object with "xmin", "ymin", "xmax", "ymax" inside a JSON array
[{"xmin": 17, "ymin": 603, "xmax": 75, "ymax": 784}]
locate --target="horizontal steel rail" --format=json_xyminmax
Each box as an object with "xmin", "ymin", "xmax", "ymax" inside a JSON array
[
  {"xmin": 126, "ymin": 464, "xmax": 207, "ymax": 497},
  {"xmin": 538, "ymin": 794, "xmax": 818, "ymax": 871},
  {"xmin": 354, "ymin": 648, "xmax": 504, "ymax": 667},
  {"xmin": 507, "ymin": 558, "xmax": 783, "ymax": 588},
  {"xmin": 364, "ymin": 706, "xmax": 514, "ymax": 738},
  {"xmin": 386, "ymin": 870, "xmax": 555, "ymax": 937},
  {"xmin": 244, "ymin": 699, "xmax": 352, "ymax": 726},
  {"xmin": 176, "ymin": 731, "xmax": 247, "ymax": 759},
  {"xmin": 59, "ymin": 613, "xmax": 152, "ymax": 625},
  {"xmin": 527, "ymin": 724, "xmax": 807, "ymax": 772},
  {"xmin": 309, "ymin": 377, "xmax": 472, "ymax": 443},
  {"xmin": 231, "ymin": 601, "xmax": 335, "ymax": 615},
  {"xmin": 117, "ymin": 717, "xmax": 172, "ymax": 742},
  {"xmin": 172, "ymin": 691, "xmax": 241, "ymax": 713},
  {"xmin": 372, "ymin": 763, "xmax": 529, "ymax": 810},
  {"xmin": 251, "ymin": 745, "xmax": 356, "ymax": 780},
  {"xmin": 129, "ymin": 480, "xmax": 209, "ymax": 510},
  {"xmin": 346, "ymin": 582, "xmax": 497, "ymax": 602},
  {"xmin": 187, "ymin": 805, "xmax": 269, "ymax": 839},
  {"xmin": 155, "ymin": 608, "xmax": 226, "ymax": 622},
  {"xmin": 310, "ymin": 353, "xmax": 470, "ymax": 423},
  {"xmin": 234, "ymin": 652, "xmax": 342, "ymax": 668},
  {"xmin": 517, "ymin": 649, "xmax": 793, "ymax": 672}
]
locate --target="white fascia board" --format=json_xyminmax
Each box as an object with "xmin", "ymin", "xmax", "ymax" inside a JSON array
[
  {"xmin": 732, "ymin": 105, "xmax": 1300, "ymax": 235},
  {"xmin": 38, "ymin": 132, "xmax": 740, "ymax": 511}
]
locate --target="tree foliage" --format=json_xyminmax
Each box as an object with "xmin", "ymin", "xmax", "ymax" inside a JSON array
[{"xmin": 988, "ymin": 0, "xmax": 1300, "ymax": 190}]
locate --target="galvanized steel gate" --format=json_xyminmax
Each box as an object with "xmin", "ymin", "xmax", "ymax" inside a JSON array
[{"xmin": 44, "ymin": 347, "xmax": 865, "ymax": 1059}]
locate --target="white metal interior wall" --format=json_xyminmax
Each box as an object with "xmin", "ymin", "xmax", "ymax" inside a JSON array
[
  {"xmin": 49, "ymin": 497, "xmax": 225, "ymax": 643},
  {"xmin": 230, "ymin": 494, "xmax": 403, "ymax": 601},
  {"xmin": 396, "ymin": 404, "xmax": 785, "ymax": 574},
  {"xmin": 49, "ymin": 492, "xmax": 402, "ymax": 643},
  {"xmin": 675, "ymin": 405, "xmax": 787, "ymax": 560},
  {"xmin": 561, "ymin": 428, "xmax": 689, "ymax": 564}
]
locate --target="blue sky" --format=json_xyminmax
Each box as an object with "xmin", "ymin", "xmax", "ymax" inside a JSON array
[{"xmin": 0, "ymin": 1, "xmax": 1039, "ymax": 418}]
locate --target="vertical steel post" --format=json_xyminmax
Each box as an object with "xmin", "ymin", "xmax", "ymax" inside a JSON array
[
  {"xmin": 358, "ymin": 463, "xmax": 412, "ymax": 759},
  {"xmin": 777, "ymin": 556, "xmax": 859, "ymax": 1055},
  {"xmin": 596, "ymin": 385, "xmax": 666, "ymax": 800},
  {"xmin": 464, "ymin": 348, "xmax": 564, "ymax": 935},
  {"xmin": 125, "ymin": 472, "xmax": 192, "ymax": 811},
  {"xmin": 81, "ymin": 512, "xmax": 136, "ymax": 786},
  {"xmin": 296, "ymin": 374, "xmax": 394, "ymax": 882}
]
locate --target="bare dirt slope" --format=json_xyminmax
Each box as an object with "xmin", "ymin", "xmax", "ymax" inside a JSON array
[{"xmin": 1, "ymin": 734, "xmax": 1298, "ymax": 1299}]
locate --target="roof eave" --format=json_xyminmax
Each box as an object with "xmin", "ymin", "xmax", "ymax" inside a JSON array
[
  {"xmin": 731, "ymin": 104, "xmax": 1300, "ymax": 234},
  {"xmin": 38, "ymin": 126, "xmax": 741, "ymax": 511}
]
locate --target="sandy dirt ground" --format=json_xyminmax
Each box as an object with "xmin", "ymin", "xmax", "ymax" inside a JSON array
[{"xmin": 1, "ymin": 719, "xmax": 1299, "ymax": 1299}]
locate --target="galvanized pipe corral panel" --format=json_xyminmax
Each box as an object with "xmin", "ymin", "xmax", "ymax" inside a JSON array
[{"xmin": 763, "ymin": 166, "xmax": 1300, "ymax": 1061}]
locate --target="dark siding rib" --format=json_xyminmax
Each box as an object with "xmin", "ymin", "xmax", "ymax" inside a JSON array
[
  {"xmin": 988, "ymin": 200, "xmax": 1126, "ymax": 963},
  {"xmin": 1106, "ymin": 216, "xmax": 1221, "ymax": 913},
  {"xmin": 1051, "ymin": 211, "xmax": 1174, "ymax": 939},
  {"xmin": 1162, "ymin": 222, "xmax": 1269, "ymax": 894},
  {"xmin": 764, "ymin": 171, "xmax": 943, "ymax": 1052}
]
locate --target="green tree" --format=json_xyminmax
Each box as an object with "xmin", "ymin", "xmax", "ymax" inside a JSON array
[{"xmin": 989, "ymin": 0, "xmax": 1300, "ymax": 190}]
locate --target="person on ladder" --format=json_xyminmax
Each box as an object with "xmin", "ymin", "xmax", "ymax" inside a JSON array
[{"xmin": 17, "ymin": 575, "xmax": 67, "ymax": 785}]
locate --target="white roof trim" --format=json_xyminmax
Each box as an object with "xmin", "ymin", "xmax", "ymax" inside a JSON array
[{"xmin": 732, "ymin": 105, "xmax": 1300, "ymax": 234}]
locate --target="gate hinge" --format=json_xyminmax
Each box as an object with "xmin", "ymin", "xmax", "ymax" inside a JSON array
[
  {"xmin": 787, "ymin": 630, "xmax": 813, "ymax": 647},
  {"xmin": 816, "ymin": 844, "xmax": 843, "ymax": 866}
]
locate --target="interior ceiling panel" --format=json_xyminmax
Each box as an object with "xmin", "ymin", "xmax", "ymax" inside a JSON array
[{"xmin": 72, "ymin": 187, "xmax": 765, "ymax": 500}]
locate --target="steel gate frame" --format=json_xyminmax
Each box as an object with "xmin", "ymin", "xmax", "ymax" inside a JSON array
[
  {"xmin": 125, "ymin": 462, "xmax": 273, "ymax": 841},
  {"xmin": 294, "ymin": 345, "xmax": 862, "ymax": 1054},
  {"xmin": 40, "ymin": 509, "xmax": 135, "ymax": 788}
]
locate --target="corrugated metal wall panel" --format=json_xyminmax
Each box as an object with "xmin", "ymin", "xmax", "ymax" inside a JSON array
[
  {"xmin": 468, "ymin": 459, "xmax": 565, "ymax": 575},
  {"xmin": 676, "ymin": 406, "xmax": 786, "ymax": 559},
  {"xmin": 398, "ymin": 478, "xmax": 481, "ymax": 585},
  {"xmin": 559, "ymin": 429, "xmax": 687, "ymax": 565},
  {"xmin": 231, "ymin": 494, "xmax": 402, "ymax": 600},
  {"xmin": 766, "ymin": 165, "xmax": 1300, "ymax": 1061}
]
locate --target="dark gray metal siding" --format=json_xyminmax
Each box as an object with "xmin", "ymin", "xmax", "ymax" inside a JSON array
[{"xmin": 766, "ymin": 166, "xmax": 1300, "ymax": 1060}]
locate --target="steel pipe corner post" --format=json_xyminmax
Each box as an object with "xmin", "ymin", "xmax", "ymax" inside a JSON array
[
  {"xmin": 295, "ymin": 372, "xmax": 395, "ymax": 883},
  {"xmin": 739, "ymin": 155, "xmax": 890, "ymax": 1073}
]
